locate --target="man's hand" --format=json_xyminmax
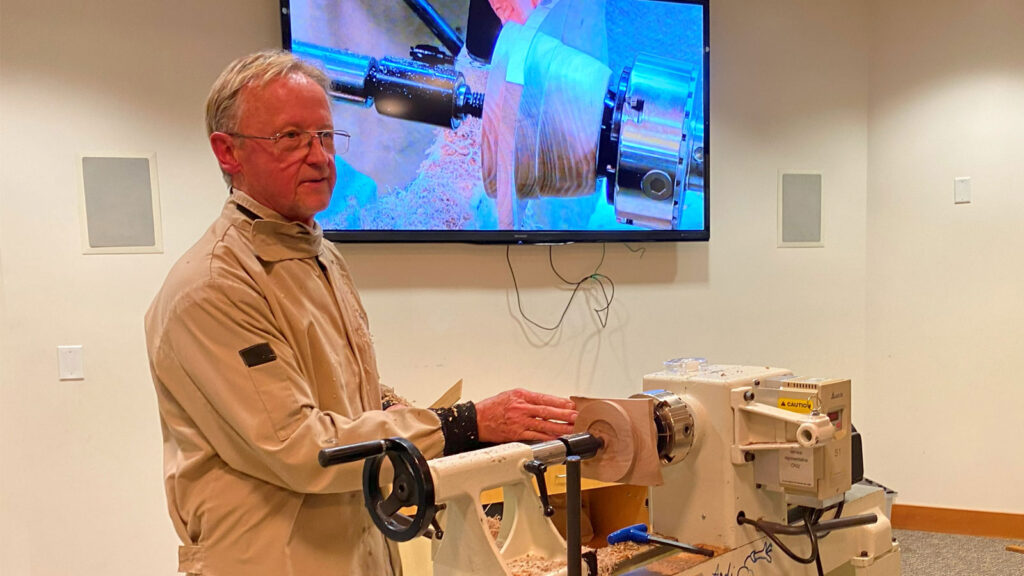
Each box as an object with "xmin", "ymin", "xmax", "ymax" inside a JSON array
[{"xmin": 475, "ymin": 389, "xmax": 577, "ymax": 443}]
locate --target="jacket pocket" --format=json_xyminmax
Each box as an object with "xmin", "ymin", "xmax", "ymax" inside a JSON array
[{"xmin": 244, "ymin": 358, "xmax": 305, "ymax": 441}]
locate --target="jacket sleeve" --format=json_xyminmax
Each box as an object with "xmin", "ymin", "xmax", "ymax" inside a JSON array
[{"xmin": 149, "ymin": 276, "xmax": 447, "ymax": 495}]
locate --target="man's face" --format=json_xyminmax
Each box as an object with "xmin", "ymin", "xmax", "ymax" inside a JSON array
[{"xmin": 227, "ymin": 74, "xmax": 337, "ymax": 224}]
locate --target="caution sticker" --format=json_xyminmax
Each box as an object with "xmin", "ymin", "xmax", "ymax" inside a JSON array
[{"xmin": 778, "ymin": 398, "xmax": 814, "ymax": 414}]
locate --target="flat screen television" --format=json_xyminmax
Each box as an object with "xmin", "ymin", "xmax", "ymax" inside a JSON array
[{"xmin": 280, "ymin": 0, "xmax": 709, "ymax": 243}]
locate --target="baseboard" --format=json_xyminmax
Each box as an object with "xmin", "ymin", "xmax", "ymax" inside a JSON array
[{"xmin": 891, "ymin": 504, "xmax": 1024, "ymax": 539}]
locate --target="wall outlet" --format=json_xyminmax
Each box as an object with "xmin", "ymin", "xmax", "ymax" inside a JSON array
[{"xmin": 58, "ymin": 345, "xmax": 85, "ymax": 380}]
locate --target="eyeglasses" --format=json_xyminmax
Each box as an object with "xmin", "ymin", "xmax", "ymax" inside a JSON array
[{"xmin": 229, "ymin": 129, "xmax": 350, "ymax": 156}]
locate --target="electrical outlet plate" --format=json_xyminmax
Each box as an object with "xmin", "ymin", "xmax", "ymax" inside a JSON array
[
  {"xmin": 58, "ymin": 345, "xmax": 85, "ymax": 380},
  {"xmin": 954, "ymin": 177, "xmax": 971, "ymax": 204}
]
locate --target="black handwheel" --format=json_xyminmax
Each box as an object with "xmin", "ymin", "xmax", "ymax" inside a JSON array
[{"xmin": 362, "ymin": 437, "xmax": 436, "ymax": 542}]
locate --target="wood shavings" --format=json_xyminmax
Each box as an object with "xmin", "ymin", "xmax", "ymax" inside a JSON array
[
  {"xmin": 595, "ymin": 542, "xmax": 652, "ymax": 576},
  {"xmin": 506, "ymin": 553, "xmax": 566, "ymax": 576},
  {"xmin": 362, "ymin": 56, "xmax": 492, "ymax": 231},
  {"xmin": 487, "ymin": 515, "xmax": 502, "ymax": 540},
  {"xmin": 380, "ymin": 385, "xmax": 410, "ymax": 407},
  {"xmin": 504, "ymin": 542, "xmax": 653, "ymax": 576}
]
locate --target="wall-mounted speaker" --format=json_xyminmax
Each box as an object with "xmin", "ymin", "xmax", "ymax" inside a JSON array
[{"xmin": 78, "ymin": 154, "xmax": 162, "ymax": 254}]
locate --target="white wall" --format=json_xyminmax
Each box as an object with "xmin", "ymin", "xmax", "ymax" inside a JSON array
[
  {"xmin": 0, "ymin": 1, "xmax": 872, "ymax": 574},
  {"xmin": 0, "ymin": 1, "xmax": 281, "ymax": 574},
  {"xmin": 864, "ymin": 0, "xmax": 1024, "ymax": 513}
]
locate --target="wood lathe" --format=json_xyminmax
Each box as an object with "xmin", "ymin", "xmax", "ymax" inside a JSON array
[{"xmin": 319, "ymin": 359, "xmax": 902, "ymax": 576}]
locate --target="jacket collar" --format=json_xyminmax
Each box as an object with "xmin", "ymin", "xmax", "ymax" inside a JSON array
[{"xmin": 228, "ymin": 189, "xmax": 323, "ymax": 261}]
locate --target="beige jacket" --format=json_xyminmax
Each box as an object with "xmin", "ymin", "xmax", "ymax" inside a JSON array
[{"xmin": 146, "ymin": 190, "xmax": 445, "ymax": 575}]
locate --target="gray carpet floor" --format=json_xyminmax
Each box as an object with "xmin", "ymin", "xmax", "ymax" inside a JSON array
[{"xmin": 895, "ymin": 530, "xmax": 1023, "ymax": 575}]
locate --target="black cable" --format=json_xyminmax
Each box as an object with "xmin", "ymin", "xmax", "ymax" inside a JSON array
[
  {"xmin": 811, "ymin": 505, "xmax": 833, "ymax": 575},
  {"xmin": 740, "ymin": 505, "xmax": 875, "ymax": 574},
  {"xmin": 549, "ymin": 244, "xmax": 616, "ymax": 324},
  {"xmin": 738, "ymin": 510, "xmax": 819, "ymax": 565},
  {"xmin": 811, "ymin": 500, "xmax": 846, "ymax": 540},
  {"xmin": 763, "ymin": 510, "xmax": 874, "ymax": 537},
  {"xmin": 622, "ymin": 242, "xmax": 646, "ymax": 258},
  {"xmin": 505, "ymin": 244, "xmax": 616, "ymax": 331},
  {"xmin": 548, "ymin": 243, "xmax": 606, "ymax": 284}
]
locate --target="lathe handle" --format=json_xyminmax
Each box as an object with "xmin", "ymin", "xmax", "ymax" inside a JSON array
[
  {"xmin": 318, "ymin": 439, "xmax": 388, "ymax": 468},
  {"xmin": 608, "ymin": 523, "xmax": 715, "ymax": 557},
  {"xmin": 608, "ymin": 523, "xmax": 647, "ymax": 545}
]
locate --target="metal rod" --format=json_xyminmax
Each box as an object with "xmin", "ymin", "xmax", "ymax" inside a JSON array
[
  {"xmin": 401, "ymin": 0, "xmax": 464, "ymax": 57},
  {"xmin": 645, "ymin": 534, "xmax": 715, "ymax": 557},
  {"xmin": 566, "ymin": 456, "xmax": 583, "ymax": 576},
  {"xmin": 740, "ymin": 512, "xmax": 878, "ymax": 536},
  {"xmin": 812, "ymin": 513, "xmax": 878, "ymax": 534},
  {"xmin": 530, "ymin": 439, "xmax": 568, "ymax": 467},
  {"xmin": 531, "ymin": 433, "xmax": 604, "ymax": 467}
]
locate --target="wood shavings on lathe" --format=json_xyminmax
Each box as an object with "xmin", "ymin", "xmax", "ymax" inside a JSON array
[
  {"xmin": 359, "ymin": 56, "xmax": 492, "ymax": 231},
  {"xmin": 595, "ymin": 542, "xmax": 654, "ymax": 576},
  {"xmin": 505, "ymin": 543, "xmax": 658, "ymax": 576},
  {"xmin": 487, "ymin": 515, "xmax": 502, "ymax": 540},
  {"xmin": 506, "ymin": 553, "xmax": 566, "ymax": 576}
]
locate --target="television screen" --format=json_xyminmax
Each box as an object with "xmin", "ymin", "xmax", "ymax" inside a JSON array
[{"xmin": 281, "ymin": 0, "xmax": 708, "ymax": 243}]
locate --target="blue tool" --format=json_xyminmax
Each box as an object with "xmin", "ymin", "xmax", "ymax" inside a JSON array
[{"xmin": 607, "ymin": 523, "xmax": 715, "ymax": 557}]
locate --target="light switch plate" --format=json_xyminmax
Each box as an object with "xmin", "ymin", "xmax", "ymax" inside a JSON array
[
  {"xmin": 954, "ymin": 177, "xmax": 971, "ymax": 204},
  {"xmin": 58, "ymin": 345, "xmax": 85, "ymax": 380}
]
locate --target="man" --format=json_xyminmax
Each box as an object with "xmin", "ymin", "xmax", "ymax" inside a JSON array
[{"xmin": 146, "ymin": 50, "xmax": 577, "ymax": 576}]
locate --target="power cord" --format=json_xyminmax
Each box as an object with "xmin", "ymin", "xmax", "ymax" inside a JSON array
[
  {"xmin": 738, "ymin": 509, "xmax": 821, "ymax": 568},
  {"xmin": 811, "ymin": 500, "xmax": 846, "ymax": 540},
  {"xmin": 738, "ymin": 505, "xmax": 877, "ymax": 576},
  {"xmin": 622, "ymin": 242, "xmax": 646, "ymax": 258},
  {"xmin": 505, "ymin": 244, "xmax": 616, "ymax": 330}
]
